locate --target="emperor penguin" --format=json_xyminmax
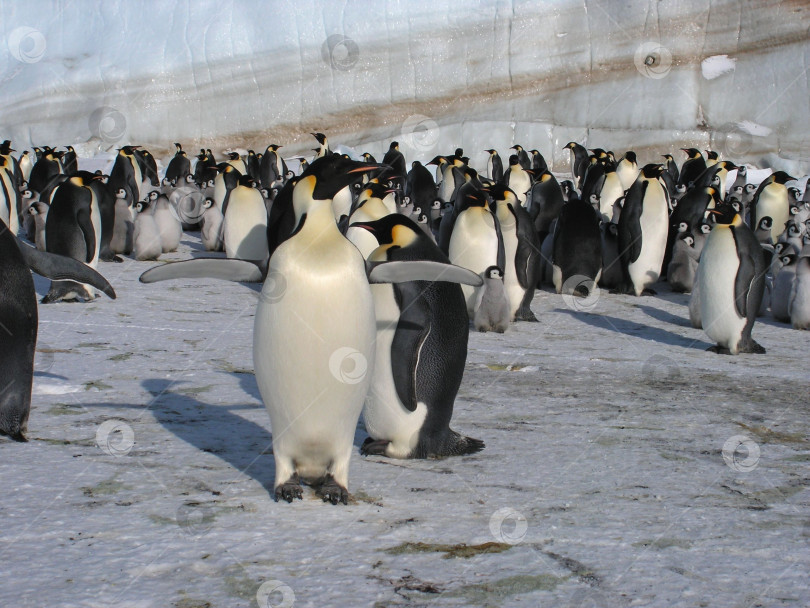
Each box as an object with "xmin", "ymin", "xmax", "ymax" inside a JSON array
[
  {"xmin": 61, "ymin": 145, "xmax": 78, "ymax": 175},
  {"xmin": 552, "ymin": 189, "xmax": 603, "ymax": 296},
  {"xmin": 616, "ymin": 164, "xmax": 669, "ymax": 295},
  {"xmin": 27, "ymin": 201, "xmax": 49, "ymax": 251},
  {"xmin": 510, "ymin": 144, "xmax": 531, "ymax": 170},
  {"xmin": 705, "ymin": 149, "xmax": 719, "ymax": 167},
  {"xmin": 596, "ymin": 164, "xmax": 625, "ymax": 222},
  {"xmin": 213, "ymin": 163, "xmax": 242, "ymax": 215},
  {"xmin": 485, "ymin": 149, "xmax": 504, "ymax": 182},
  {"xmin": 667, "ymin": 232, "xmax": 701, "ymax": 293},
  {"xmin": 260, "ymin": 144, "xmax": 287, "ymax": 188},
  {"xmin": 19, "ymin": 150, "xmax": 34, "ymax": 183},
  {"xmin": 527, "ymin": 171, "xmax": 564, "ymax": 244},
  {"xmin": 312, "ymin": 132, "xmax": 330, "ymax": 158},
  {"xmin": 405, "ymin": 161, "xmax": 437, "ymax": 213},
  {"xmin": 616, "ymin": 151, "xmax": 639, "ymax": 191},
  {"xmin": 489, "ymin": 184, "xmax": 541, "ymax": 320},
  {"xmin": 150, "ymin": 191, "xmax": 183, "ymax": 253},
  {"xmin": 346, "ymin": 183, "xmax": 396, "ymax": 257},
  {"xmin": 662, "ymin": 154, "xmax": 680, "ymax": 185},
  {"xmin": 678, "ymin": 148, "xmax": 706, "ymax": 189},
  {"xmin": 226, "ymin": 151, "xmax": 247, "ymax": 174},
  {"xmin": 41, "ymin": 174, "xmax": 103, "ymax": 303},
  {"xmin": 109, "ymin": 146, "xmax": 143, "ymax": 207},
  {"xmin": 789, "ymin": 246, "xmax": 810, "ymax": 329},
  {"xmin": 448, "ymin": 196, "xmax": 503, "ymax": 316},
  {"xmin": 771, "ymin": 252, "xmax": 798, "ymax": 323},
  {"xmin": 0, "ymin": 228, "xmax": 115, "ymax": 441},
  {"xmin": 751, "ymin": 171, "xmax": 796, "ymax": 243},
  {"xmin": 110, "ymin": 188, "xmax": 134, "ymax": 255},
  {"xmin": 164, "ymin": 143, "xmax": 191, "ymax": 185},
  {"xmin": 564, "ymin": 141, "xmax": 589, "ymax": 189},
  {"xmin": 473, "ymin": 266, "xmax": 512, "ymax": 333},
  {"xmin": 599, "ymin": 222, "xmax": 622, "ymax": 289},
  {"xmin": 348, "ymin": 213, "xmax": 484, "ymax": 458},
  {"xmin": 223, "ymin": 175, "xmax": 269, "ymax": 267},
  {"xmin": 529, "ymin": 149, "xmax": 548, "ymax": 175},
  {"xmin": 698, "ymin": 213, "xmax": 766, "ymax": 354},
  {"xmin": 503, "ymin": 155, "xmax": 532, "ymax": 206},
  {"xmin": 200, "ymin": 198, "xmax": 224, "ymax": 252},
  {"xmin": 382, "ymin": 142, "xmax": 407, "ymax": 178},
  {"xmin": 133, "ymin": 201, "xmax": 163, "ymax": 261},
  {"xmin": 28, "ymin": 148, "xmax": 63, "ymax": 194}
]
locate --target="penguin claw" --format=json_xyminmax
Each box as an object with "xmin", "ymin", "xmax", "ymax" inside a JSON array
[
  {"xmin": 318, "ymin": 475, "xmax": 349, "ymax": 505},
  {"xmin": 274, "ymin": 477, "xmax": 303, "ymax": 503}
]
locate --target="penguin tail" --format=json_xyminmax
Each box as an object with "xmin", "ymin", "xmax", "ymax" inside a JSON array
[{"xmin": 446, "ymin": 430, "xmax": 485, "ymax": 456}]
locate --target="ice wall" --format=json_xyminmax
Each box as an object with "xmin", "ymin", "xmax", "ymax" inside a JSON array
[{"xmin": 0, "ymin": 0, "xmax": 808, "ymax": 173}]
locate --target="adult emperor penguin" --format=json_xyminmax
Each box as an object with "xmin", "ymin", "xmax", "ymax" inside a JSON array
[
  {"xmin": 448, "ymin": 195, "xmax": 503, "ymax": 316},
  {"xmin": 616, "ymin": 164, "xmax": 669, "ymax": 295},
  {"xmin": 109, "ymin": 146, "xmax": 143, "ymax": 207},
  {"xmin": 382, "ymin": 142, "xmax": 407, "ymax": 178},
  {"xmin": 312, "ymin": 132, "xmax": 330, "ymax": 158},
  {"xmin": 485, "ymin": 149, "xmax": 503, "ymax": 182},
  {"xmin": 41, "ymin": 174, "xmax": 103, "ymax": 303},
  {"xmin": 349, "ymin": 213, "xmax": 484, "ymax": 459},
  {"xmin": 214, "ymin": 162, "xmax": 242, "ymax": 215},
  {"xmin": 527, "ymin": 171, "xmax": 564, "ymax": 244},
  {"xmin": 223, "ymin": 175, "xmax": 269, "ymax": 267},
  {"xmin": 751, "ymin": 171, "xmax": 796, "ymax": 243},
  {"xmin": 564, "ymin": 141, "xmax": 589, "ymax": 189},
  {"xmin": 511, "ymin": 144, "xmax": 531, "ymax": 170},
  {"xmin": 346, "ymin": 182, "xmax": 395, "ymax": 257},
  {"xmin": 616, "ymin": 151, "xmax": 639, "ymax": 191},
  {"xmin": 698, "ymin": 213, "xmax": 766, "ymax": 354},
  {"xmin": 662, "ymin": 154, "xmax": 679, "ymax": 185},
  {"xmin": 61, "ymin": 145, "xmax": 78, "ymax": 175},
  {"xmin": 678, "ymin": 148, "xmax": 706, "ymax": 189},
  {"xmin": 489, "ymin": 184, "xmax": 541, "ymax": 321},
  {"xmin": 503, "ymin": 154, "xmax": 532, "ymax": 206},
  {"xmin": 0, "ymin": 229, "xmax": 115, "ymax": 441},
  {"xmin": 164, "ymin": 143, "xmax": 191, "ymax": 185},
  {"xmin": 552, "ymin": 187, "xmax": 603, "ymax": 295},
  {"xmin": 260, "ymin": 144, "xmax": 287, "ymax": 188},
  {"xmin": 595, "ymin": 163, "xmax": 624, "ymax": 222},
  {"xmin": 19, "ymin": 150, "xmax": 34, "ymax": 183},
  {"xmin": 28, "ymin": 148, "xmax": 63, "ymax": 194}
]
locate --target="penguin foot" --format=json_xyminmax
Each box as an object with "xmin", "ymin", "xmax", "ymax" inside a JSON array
[
  {"xmin": 360, "ymin": 437, "xmax": 390, "ymax": 456},
  {"xmin": 740, "ymin": 340, "xmax": 766, "ymax": 355},
  {"xmin": 641, "ymin": 288, "xmax": 657, "ymax": 296},
  {"xmin": 515, "ymin": 308, "xmax": 539, "ymax": 322},
  {"xmin": 0, "ymin": 428, "xmax": 28, "ymax": 442},
  {"xmin": 317, "ymin": 475, "xmax": 349, "ymax": 505},
  {"xmin": 274, "ymin": 475, "xmax": 303, "ymax": 503},
  {"xmin": 706, "ymin": 345, "xmax": 733, "ymax": 355}
]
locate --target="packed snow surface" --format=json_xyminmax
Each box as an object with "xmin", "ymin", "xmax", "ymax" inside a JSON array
[{"xmin": 1, "ymin": 233, "xmax": 808, "ymax": 607}]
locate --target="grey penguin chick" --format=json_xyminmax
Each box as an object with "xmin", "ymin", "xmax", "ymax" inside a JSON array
[{"xmin": 473, "ymin": 266, "xmax": 511, "ymax": 333}]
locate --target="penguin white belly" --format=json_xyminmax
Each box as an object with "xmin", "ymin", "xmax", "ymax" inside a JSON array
[
  {"xmin": 789, "ymin": 261, "xmax": 810, "ymax": 329},
  {"xmin": 362, "ymin": 283, "xmax": 428, "ymax": 458},
  {"xmin": 510, "ymin": 173, "xmax": 531, "ymax": 206},
  {"xmin": 758, "ymin": 185, "xmax": 789, "ymax": 242},
  {"xmin": 448, "ymin": 208, "xmax": 499, "ymax": 315},
  {"xmin": 599, "ymin": 174, "xmax": 624, "ymax": 222},
  {"xmin": 617, "ymin": 164, "xmax": 638, "ymax": 191},
  {"xmin": 628, "ymin": 187, "xmax": 667, "ymax": 295},
  {"xmin": 213, "ymin": 174, "xmax": 227, "ymax": 211},
  {"xmin": 499, "ymin": 219, "xmax": 522, "ymax": 320},
  {"xmin": 331, "ymin": 186, "xmax": 352, "ymax": 220},
  {"xmin": 439, "ymin": 171, "xmax": 455, "ymax": 202},
  {"xmin": 0, "ymin": 170, "xmax": 18, "ymax": 235},
  {"xmin": 131, "ymin": 158, "xmax": 143, "ymax": 201},
  {"xmin": 346, "ymin": 226, "xmax": 381, "ymax": 258},
  {"xmin": 223, "ymin": 191, "xmax": 268, "ymax": 262},
  {"xmin": 699, "ymin": 231, "xmax": 746, "ymax": 353},
  {"xmin": 253, "ymin": 236, "xmax": 375, "ymax": 486}
]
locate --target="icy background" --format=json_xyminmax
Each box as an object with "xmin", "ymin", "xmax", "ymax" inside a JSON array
[{"xmin": 1, "ymin": 0, "xmax": 809, "ymax": 173}]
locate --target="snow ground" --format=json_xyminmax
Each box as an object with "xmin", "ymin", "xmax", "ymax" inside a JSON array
[{"xmin": 1, "ymin": 233, "xmax": 809, "ymax": 608}]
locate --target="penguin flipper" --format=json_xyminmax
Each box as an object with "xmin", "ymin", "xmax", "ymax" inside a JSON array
[
  {"xmin": 76, "ymin": 208, "xmax": 96, "ymax": 263},
  {"xmin": 512, "ymin": 204, "xmax": 542, "ymax": 289},
  {"xmin": 17, "ymin": 239, "xmax": 116, "ymax": 299},
  {"xmin": 391, "ymin": 285, "xmax": 431, "ymax": 413},
  {"xmin": 733, "ymin": 253, "xmax": 757, "ymax": 319},
  {"xmin": 139, "ymin": 258, "xmax": 263, "ymax": 284},
  {"xmin": 367, "ymin": 260, "xmax": 483, "ymax": 286}
]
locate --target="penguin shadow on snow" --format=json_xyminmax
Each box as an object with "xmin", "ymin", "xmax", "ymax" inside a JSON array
[
  {"xmin": 635, "ymin": 303, "xmax": 693, "ymax": 329},
  {"xmin": 555, "ymin": 308, "xmax": 713, "ymax": 349}
]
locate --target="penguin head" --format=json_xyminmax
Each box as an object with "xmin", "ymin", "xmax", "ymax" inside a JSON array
[
  {"xmin": 681, "ymin": 148, "xmax": 702, "ymax": 159},
  {"xmin": 311, "ymin": 132, "xmax": 328, "ymax": 145},
  {"xmin": 238, "ymin": 175, "xmax": 256, "ymax": 188},
  {"xmin": 738, "ymin": 165, "xmax": 747, "ymax": 176},
  {"xmin": 510, "ymin": 145, "xmax": 523, "ymax": 152},
  {"xmin": 388, "ymin": 141, "xmax": 399, "ymax": 151},
  {"xmin": 119, "ymin": 145, "xmax": 140, "ymax": 156},
  {"xmin": 417, "ymin": 213, "xmax": 429, "ymax": 225},
  {"xmin": 484, "ymin": 266, "xmax": 503, "ymax": 280},
  {"xmin": 349, "ymin": 214, "xmax": 426, "ymax": 250},
  {"xmin": 640, "ymin": 164, "xmax": 665, "ymax": 179},
  {"xmin": 431, "ymin": 200, "xmax": 442, "ymax": 210},
  {"xmin": 677, "ymin": 221, "xmax": 689, "ymax": 233},
  {"xmin": 267, "ymin": 144, "xmax": 282, "ymax": 152},
  {"xmin": 21, "ymin": 189, "xmax": 33, "ymax": 200},
  {"xmin": 679, "ymin": 232, "xmax": 695, "ymax": 247},
  {"xmin": 563, "ymin": 142, "xmax": 581, "ymax": 150},
  {"xmin": 486, "ymin": 184, "xmax": 519, "ymax": 207},
  {"xmin": 202, "ymin": 198, "xmax": 214, "ymax": 210},
  {"xmin": 228, "ymin": 152, "xmax": 240, "ymax": 161},
  {"xmin": 662, "ymin": 154, "xmax": 673, "ymax": 162},
  {"xmin": 781, "ymin": 253, "xmax": 798, "ymax": 267},
  {"xmin": 730, "ymin": 199, "xmax": 742, "ymax": 214},
  {"xmin": 706, "ymin": 150, "xmax": 719, "ymax": 161},
  {"xmin": 624, "ymin": 151, "xmax": 637, "ymax": 164},
  {"xmin": 147, "ymin": 191, "xmax": 159, "ymax": 202},
  {"xmin": 744, "ymin": 183, "xmax": 757, "ymax": 195},
  {"xmin": 135, "ymin": 201, "xmax": 150, "ymax": 214},
  {"xmin": 788, "ymin": 187, "xmax": 802, "ymax": 202},
  {"xmin": 426, "ymin": 155, "xmax": 446, "ymax": 166},
  {"xmin": 769, "ymin": 171, "xmax": 797, "ymax": 185},
  {"xmin": 508, "ymin": 154, "xmax": 520, "ymax": 167},
  {"xmin": 485, "ymin": 149, "xmax": 496, "ymax": 155},
  {"xmin": 115, "ymin": 188, "xmax": 127, "ymax": 199},
  {"xmin": 589, "ymin": 193, "xmax": 600, "ymax": 206},
  {"xmin": 293, "ymin": 156, "xmax": 378, "ymax": 216},
  {"xmin": 699, "ymin": 222, "xmax": 712, "ymax": 235},
  {"xmin": 787, "ymin": 222, "xmax": 802, "ymax": 239}
]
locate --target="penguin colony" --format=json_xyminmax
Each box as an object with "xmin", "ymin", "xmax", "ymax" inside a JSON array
[{"xmin": 1, "ymin": 135, "xmax": 809, "ymax": 505}]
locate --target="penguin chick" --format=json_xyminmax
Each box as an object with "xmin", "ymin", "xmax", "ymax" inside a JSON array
[
  {"xmin": 133, "ymin": 201, "xmax": 162, "ymax": 261},
  {"xmin": 200, "ymin": 197, "xmax": 224, "ymax": 252},
  {"xmin": 27, "ymin": 201, "xmax": 49, "ymax": 251},
  {"xmin": 473, "ymin": 266, "xmax": 511, "ymax": 333}
]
